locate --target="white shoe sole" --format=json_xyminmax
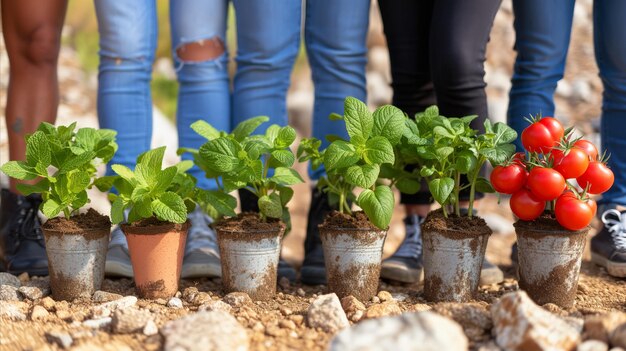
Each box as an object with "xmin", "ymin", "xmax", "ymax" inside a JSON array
[
  {"xmin": 181, "ymin": 262, "xmax": 222, "ymax": 279},
  {"xmin": 591, "ymin": 252, "xmax": 626, "ymax": 278},
  {"xmin": 480, "ymin": 266, "xmax": 504, "ymax": 286},
  {"xmin": 380, "ymin": 261, "xmax": 423, "ymax": 284},
  {"xmin": 105, "ymin": 260, "xmax": 134, "ymax": 278}
]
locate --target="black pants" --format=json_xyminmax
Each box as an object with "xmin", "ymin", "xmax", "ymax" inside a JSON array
[{"xmin": 379, "ymin": 0, "xmax": 501, "ymax": 205}]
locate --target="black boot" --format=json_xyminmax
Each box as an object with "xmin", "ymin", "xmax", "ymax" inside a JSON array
[
  {"xmin": 591, "ymin": 208, "xmax": 626, "ymax": 278},
  {"xmin": 0, "ymin": 189, "xmax": 48, "ymax": 276},
  {"xmin": 301, "ymin": 187, "xmax": 335, "ymax": 285}
]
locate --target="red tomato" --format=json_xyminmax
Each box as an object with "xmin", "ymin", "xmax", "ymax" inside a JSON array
[
  {"xmin": 573, "ymin": 139, "xmax": 599, "ymax": 161},
  {"xmin": 521, "ymin": 123, "xmax": 555, "ymax": 153},
  {"xmin": 538, "ymin": 117, "xmax": 565, "ymax": 143},
  {"xmin": 527, "ymin": 167, "xmax": 566, "ymax": 201},
  {"xmin": 490, "ymin": 164, "xmax": 527, "ymax": 194},
  {"xmin": 586, "ymin": 198, "xmax": 597, "ymax": 217},
  {"xmin": 577, "ymin": 161, "xmax": 614, "ymax": 194},
  {"xmin": 512, "ymin": 152, "xmax": 526, "ymax": 167},
  {"xmin": 510, "ymin": 189, "xmax": 545, "ymax": 221},
  {"xmin": 555, "ymin": 193, "xmax": 594, "ymax": 230},
  {"xmin": 552, "ymin": 147, "xmax": 590, "ymax": 179}
]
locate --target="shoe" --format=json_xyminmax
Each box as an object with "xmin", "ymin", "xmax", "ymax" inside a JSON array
[
  {"xmin": 0, "ymin": 189, "xmax": 48, "ymax": 276},
  {"xmin": 104, "ymin": 224, "xmax": 134, "ymax": 278},
  {"xmin": 381, "ymin": 214, "xmax": 424, "ymax": 283},
  {"xmin": 480, "ymin": 258, "xmax": 504, "ymax": 285},
  {"xmin": 591, "ymin": 208, "xmax": 626, "ymax": 277},
  {"xmin": 301, "ymin": 187, "xmax": 335, "ymax": 285},
  {"xmin": 181, "ymin": 206, "xmax": 221, "ymax": 278}
]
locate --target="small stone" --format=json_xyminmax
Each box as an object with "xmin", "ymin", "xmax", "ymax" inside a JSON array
[
  {"xmin": 23, "ymin": 278, "xmax": 50, "ymax": 296},
  {"xmin": 155, "ymin": 298, "xmax": 168, "ymax": 305},
  {"xmin": 578, "ymin": 340, "xmax": 609, "ymax": 351},
  {"xmin": 584, "ymin": 312, "xmax": 626, "ymax": 343},
  {"xmin": 30, "ymin": 305, "xmax": 49, "ymax": 320},
  {"xmin": 187, "ymin": 292, "xmax": 211, "ymax": 305},
  {"xmin": 0, "ymin": 302, "xmax": 26, "ymax": 320},
  {"xmin": 391, "ymin": 293, "xmax": 408, "ymax": 302},
  {"xmin": 307, "ymin": 293, "xmax": 350, "ymax": 333},
  {"xmin": 182, "ymin": 287, "xmax": 200, "ymax": 303},
  {"xmin": 175, "ymin": 291, "xmax": 182, "ymax": 298},
  {"xmin": 433, "ymin": 303, "xmax": 492, "ymax": 342},
  {"xmin": 112, "ymin": 308, "xmax": 152, "ymax": 334},
  {"xmin": 266, "ymin": 325, "xmax": 284, "ymax": 337},
  {"xmin": 365, "ymin": 301, "xmax": 402, "ymax": 319},
  {"xmin": 143, "ymin": 320, "xmax": 159, "ymax": 336},
  {"xmin": 252, "ymin": 321, "xmax": 265, "ymax": 332},
  {"xmin": 167, "ymin": 297, "xmax": 183, "ymax": 309},
  {"xmin": 40, "ymin": 296, "xmax": 55, "ymax": 311},
  {"xmin": 92, "ymin": 290, "xmax": 123, "ymax": 303},
  {"xmin": 279, "ymin": 319, "xmax": 296, "ymax": 330},
  {"xmin": 83, "ymin": 317, "xmax": 112, "ymax": 329},
  {"xmin": 289, "ymin": 315, "xmax": 304, "ymax": 326},
  {"xmin": 610, "ymin": 323, "xmax": 626, "ymax": 349},
  {"xmin": 18, "ymin": 286, "xmax": 43, "ymax": 300},
  {"xmin": 341, "ymin": 296, "xmax": 366, "ymax": 313},
  {"xmin": 371, "ymin": 296, "xmax": 380, "ymax": 304},
  {"xmin": 95, "ymin": 296, "xmax": 137, "ymax": 314},
  {"xmin": 17, "ymin": 272, "xmax": 29, "ymax": 283},
  {"xmin": 330, "ymin": 311, "xmax": 468, "ymax": 351},
  {"xmin": 377, "ymin": 291, "xmax": 393, "ymax": 302},
  {"xmin": 55, "ymin": 300, "xmax": 69, "ymax": 311},
  {"xmin": 0, "ymin": 285, "xmax": 21, "ymax": 301},
  {"xmin": 278, "ymin": 276, "xmax": 290, "ymax": 290},
  {"xmin": 161, "ymin": 311, "xmax": 249, "ymax": 351},
  {"xmin": 56, "ymin": 310, "xmax": 72, "ymax": 320},
  {"xmin": 198, "ymin": 300, "xmax": 232, "ymax": 313},
  {"xmin": 46, "ymin": 331, "xmax": 73, "ymax": 349},
  {"xmin": 280, "ymin": 306, "xmax": 293, "ymax": 316},
  {"xmin": 0, "ymin": 273, "xmax": 21, "ymax": 288},
  {"xmin": 91, "ymin": 307, "xmax": 111, "ymax": 319},
  {"xmin": 296, "ymin": 288, "xmax": 306, "ymax": 297},
  {"xmin": 350, "ymin": 310, "xmax": 364, "ymax": 323},
  {"xmin": 223, "ymin": 292, "xmax": 252, "ymax": 307},
  {"xmin": 410, "ymin": 304, "xmax": 432, "ymax": 312}
]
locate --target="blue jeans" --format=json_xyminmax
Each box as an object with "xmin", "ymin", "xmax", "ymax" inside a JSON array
[
  {"xmin": 232, "ymin": 0, "xmax": 370, "ymax": 180},
  {"xmin": 508, "ymin": 0, "xmax": 626, "ymax": 207},
  {"xmin": 94, "ymin": 0, "xmax": 230, "ymax": 189}
]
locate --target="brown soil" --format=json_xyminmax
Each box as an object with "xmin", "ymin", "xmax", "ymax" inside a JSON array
[
  {"xmin": 422, "ymin": 209, "xmax": 492, "ymax": 238},
  {"xmin": 42, "ymin": 208, "xmax": 110, "ymax": 241},
  {"xmin": 121, "ymin": 219, "xmax": 189, "ymax": 235},
  {"xmin": 326, "ymin": 263, "xmax": 381, "ymax": 301},
  {"xmin": 136, "ymin": 279, "xmax": 168, "ymax": 300},
  {"xmin": 216, "ymin": 213, "xmax": 285, "ymax": 233},
  {"xmin": 319, "ymin": 211, "xmax": 380, "ymax": 230}
]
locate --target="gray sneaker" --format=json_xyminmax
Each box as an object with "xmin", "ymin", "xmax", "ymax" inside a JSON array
[
  {"xmin": 480, "ymin": 258, "xmax": 504, "ymax": 285},
  {"xmin": 105, "ymin": 224, "xmax": 133, "ymax": 278},
  {"xmin": 181, "ymin": 207, "xmax": 221, "ymax": 279},
  {"xmin": 381, "ymin": 215, "xmax": 424, "ymax": 283}
]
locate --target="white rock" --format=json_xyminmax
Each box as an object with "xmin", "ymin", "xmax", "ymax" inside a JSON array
[
  {"xmin": 572, "ymin": 79, "xmax": 593, "ymax": 102},
  {"xmin": 30, "ymin": 305, "xmax": 49, "ymax": 320},
  {"xmin": 83, "ymin": 317, "xmax": 112, "ymax": 329},
  {"xmin": 92, "ymin": 291, "xmax": 123, "ymax": 303},
  {"xmin": 578, "ymin": 340, "xmax": 608, "ymax": 351},
  {"xmin": 0, "ymin": 302, "xmax": 26, "ymax": 320},
  {"xmin": 223, "ymin": 292, "xmax": 252, "ymax": 307},
  {"xmin": 330, "ymin": 311, "xmax": 468, "ymax": 351},
  {"xmin": 0, "ymin": 285, "xmax": 21, "ymax": 301},
  {"xmin": 143, "ymin": 320, "xmax": 159, "ymax": 336},
  {"xmin": 492, "ymin": 291, "xmax": 580, "ymax": 351},
  {"xmin": 0, "ymin": 273, "xmax": 20, "ymax": 287},
  {"xmin": 18, "ymin": 286, "xmax": 44, "ymax": 300},
  {"xmin": 556, "ymin": 80, "xmax": 573, "ymax": 98},
  {"xmin": 95, "ymin": 296, "xmax": 137, "ymax": 313},
  {"xmin": 46, "ymin": 331, "xmax": 73, "ymax": 349},
  {"xmin": 112, "ymin": 308, "xmax": 152, "ymax": 334},
  {"xmin": 161, "ymin": 311, "xmax": 249, "ymax": 351},
  {"xmin": 167, "ymin": 297, "xmax": 183, "ymax": 309},
  {"xmin": 199, "ymin": 300, "xmax": 232, "ymax": 313},
  {"xmin": 307, "ymin": 293, "xmax": 350, "ymax": 333}
]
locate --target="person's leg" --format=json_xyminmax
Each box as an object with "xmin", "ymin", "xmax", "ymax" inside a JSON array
[
  {"xmin": 589, "ymin": 0, "xmax": 626, "ymax": 277},
  {"xmin": 94, "ymin": 0, "xmax": 157, "ymax": 277},
  {"xmin": 299, "ymin": 0, "xmax": 371, "ymax": 285},
  {"xmin": 170, "ymin": 0, "xmax": 230, "ymax": 279},
  {"xmin": 0, "ymin": 0, "xmax": 67, "ymax": 275},
  {"xmin": 507, "ymin": 0, "xmax": 575, "ymax": 150}
]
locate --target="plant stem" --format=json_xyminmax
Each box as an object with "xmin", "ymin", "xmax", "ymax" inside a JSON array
[{"xmin": 454, "ymin": 171, "xmax": 461, "ymax": 216}]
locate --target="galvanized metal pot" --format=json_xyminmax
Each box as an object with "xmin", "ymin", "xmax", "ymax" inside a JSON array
[
  {"xmin": 319, "ymin": 225, "xmax": 387, "ymax": 301},
  {"xmin": 43, "ymin": 226, "xmax": 109, "ymax": 301},
  {"xmin": 515, "ymin": 221, "xmax": 588, "ymax": 308},
  {"xmin": 216, "ymin": 224, "xmax": 285, "ymax": 301}
]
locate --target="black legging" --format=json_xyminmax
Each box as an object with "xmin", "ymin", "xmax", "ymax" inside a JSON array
[{"xmin": 379, "ymin": 0, "xmax": 501, "ymax": 205}]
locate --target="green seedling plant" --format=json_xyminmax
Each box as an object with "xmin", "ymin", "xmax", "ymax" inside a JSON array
[
  {"xmin": 95, "ymin": 146, "xmax": 197, "ymax": 224},
  {"xmin": 0, "ymin": 122, "xmax": 118, "ymax": 219},
  {"xmin": 179, "ymin": 117, "xmax": 303, "ymax": 225},
  {"xmin": 298, "ymin": 97, "xmax": 405, "ymax": 230},
  {"xmin": 407, "ymin": 106, "xmax": 517, "ymax": 218}
]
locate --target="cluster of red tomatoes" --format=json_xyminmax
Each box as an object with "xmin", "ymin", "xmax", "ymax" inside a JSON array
[{"xmin": 490, "ymin": 117, "xmax": 615, "ymax": 231}]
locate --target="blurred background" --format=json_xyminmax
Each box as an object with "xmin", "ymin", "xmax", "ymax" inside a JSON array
[{"xmin": 0, "ymin": 0, "xmax": 603, "ymax": 266}]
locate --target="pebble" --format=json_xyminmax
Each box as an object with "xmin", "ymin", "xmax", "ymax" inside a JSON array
[
  {"xmin": 198, "ymin": 300, "xmax": 232, "ymax": 313},
  {"xmin": 143, "ymin": 320, "xmax": 159, "ymax": 336},
  {"xmin": 296, "ymin": 288, "xmax": 306, "ymax": 297},
  {"xmin": 161, "ymin": 311, "xmax": 250, "ymax": 351},
  {"xmin": 377, "ymin": 291, "xmax": 393, "ymax": 302},
  {"xmin": 350, "ymin": 310, "xmax": 364, "ymax": 322},
  {"xmin": 279, "ymin": 319, "xmax": 296, "ymax": 330},
  {"xmin": 46, "ymin": 331, "xmax": 73, "ymax": 349},
  {"xmin": 167, "ymin": 297, "xmax": 183, "ymax": 309},
  {"xmin": 30, "ymin": 305, "xmax": 50, "ymax": 320},
  {"xmin": 371, "ymin": 296, "xmax": 381, "ymax": 304},
  {"xmin": 365, "ymin": 301, "xmax": 402, "ymax": 319},
  {"xmin": 0, "ymin": 285, "xmax": 21, "ymax": 301},
  {"xmin": 289, "ymin": 314, "xmax": 304, "ymax": 326},
  {"xmin": 83, "ymin": 317, "xmax": 112, "ymax": 329},
  {"xmin": 610, "ymin": 323, "xmax": 626, "ymax": 349},
  {"xmin": 39, "ymin": 296, "xmax": 55, "ymax": 311},
  {"xmin": 91, "ymin": 307, "xmax": 111, "ymax": 319},
  {"xmin": 341, "ymin": 296, "xmax": 366, "ymax": 313},
  {"xmin": 18, "ymin": 286, "xmax": 44, "ymax": 300},
  {"xmin": 95, "ymin": 296, "xmax": 137, "ymax": 314},
  {"xmin": 578, "ymin": 340, "xmax": 609, "ymax": 351},
  {"xmin": 584, "ymin": 312, "xmax": 626, "ymax": 343},
  {"xmin": 306, "ymin": 293, "xmax": 350, "ymax": 333},
  {"xmin": 433, "ymin": 303, "xmax": 492, "ymax": 342},
  {"xmin": 223, "ymin": 292, "xmax": 252, "ymax": 307},
  {"xmin": 92, "ymin": 291, "xmax": 123, "ymax": 303},
  {"xmin": 0, "ymin": 302, "xmax": 26, "ymax": 320},
  {"xmin": 56, "ymin": 310, "xmax": 72, "ymax": 320},
  {"xmin": 391, "ymin": 293, "xmax": 408, "ymax": 302},
  {"xmin": 112, "ymin": 308, "xmax": 152, "ymax": 334},
  {"xmin": 0, "ymin": 273, "xmax": 21, "ymax": 288}
]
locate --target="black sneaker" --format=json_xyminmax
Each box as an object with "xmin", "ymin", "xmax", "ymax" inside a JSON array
[
  {"xmin": 0, "ymin": 189, "xmax": 48, "ymax": 276},
  {"xmin": 381, "ymin": 214, "xmax": 424, "ymax": 283},
  {"xmin": 238, "ymin": 189, "xmax": 297, "ymax": 282},
  {"xmin": 591, "ymin": 208, "xmax": 626, "ymax": 277},
  {"xmin": 301, "ymin": 187, "xmax": 334, "ymax": 285}
]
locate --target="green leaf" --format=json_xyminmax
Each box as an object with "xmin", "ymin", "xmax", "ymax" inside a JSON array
[
  {"xmin": 191, "ymin": 120, "xmax": 220, "ymax": 140},
  {"xmin": 265, "ymin": 125, "xmax": 281, "ymax": 145},
  {"xmin": 323, "ymin": 141, "xmax": 359, "ymax": 170},
  {"xmin": 428, "ymin": 178, "xmax": 455, "ymax": 206},
  {"xmin": 345, "ymin": 164, "xmax": 380, "ymax": 189},
  {"xmin": 198, "ymin": 189, "xmax": 237, "ymax": 217},
  {"xmin": 475, "ymin": 177, "xmax": 495, "ymax": 193},
  {"xmin": 175, "ymin": 160, "xmax": 194, "ymax": 174},
  {"xmin": 372, "ymin": 105, "xmax": 405, "ymax": 144},
  {"xmin": 269, "ymin": 149, "xmax": 295, "ymax": 168},
  {"xmin": 111, "ymin": 164, "xmax": 136, "ymax": 184},
  {"xmin": 243, "ymin": 139, "xmax": 272, "ymax": 160},
  {"xmin": 152, "ymin": 192, "xmax": 187, "ymax": 223},
  {"xmin": 240, "ymin": 160, "xmax": 264, "ymax": 183},
  {"xmin": 258, "ymin": 193, "xmax": 283, "ymax": 219},
  {"xmin": 111, "ymin": 197, "xmax": 125, "ymax": 224},
  {"xmin": 71, "ymin": 191, "xmax": 89, "ymax": 210},
  {"xmin": 433, "ymin": 126, "xmax": 455, "ymax": 138},
  {"xmin": 419, "ymin": 167, "xmax": 435, "ymax": 177},
  {"xmin": 136, "ymin": 147, "xmax": 166, "ymax": 184},
  {"xmin": 94, "ymin": 176, "xmax": 117, "ymax": 192},
  {"xmin": 329, "ymin": 113, "xmax": 344, "ymax": 121},
  {"xmin": 271, "ymin": 167, "xmax": 303, "ymax": 186},
  {"xmin": 435, "ymin": 146, "xmax": 454, "ymax": 159},
  {"xmin": 42, "ymin": 199, "xmax": 63, "ymax": 218},
  {"xmin": 486, "ymin": 120, "xmax": 518, "ymax": 145},
  {"xmin": 151, "ymin": 166, "xmax": 177, "ymax": 195},
  {"xmin": 455, "ymin": 152, "xmax": 478, "ymax": 173},
  {"xmin": 344, "ymin": 97, "xmax": 373, "ymax": 140},
  {"xmin": 16, "ymin": 179, "xmax": 50, "ymax": 196},
  {"xmin": 68, "ymin": 171, "xmax": 91, "ymax": 193},
  {"xmin": 199, "ymin": 137, "xmax": 241, "ymax": 173},
  {"xmin": 25, "ymin": 131, "xmax": 51, "ymax": 168},
  {"xmin": 364, "ymin": 137, "xmax": 395, "ymax": 165},
  {"xmin": 58, "ymin": 150, "xmax": 96, "ymax": 174},
  {"xmin": 275, "ymin": 126, "xmax": 296, "ymax": 148},
  {"xmin": 481, "ymin": 144, "xmax": 516, "ymax": 166},
  {"xmin": 396, "ymin": 178, "xmax": 421, "ymax": 194},
  {"xmin": 278, "ymin": 187, "xmax": 294, "ymax": 206},
  {"xmin": 357, "ymin": 185, "xmax": 394, "ymax": 229},
  {"xmin": 0, "ymin": 161, "xmax": 38, "ymax": 180},
  {"xmin": 232, "ymin": 116, "xmax": 269, "ymax": 141}
]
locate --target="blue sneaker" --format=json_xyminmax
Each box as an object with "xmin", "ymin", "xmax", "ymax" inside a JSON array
[{"xmin": 181, "ymin": 206, "xmax": 221, "ymax": 278}]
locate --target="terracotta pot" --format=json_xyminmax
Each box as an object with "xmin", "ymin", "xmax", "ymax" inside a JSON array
[
  {"xmin": 422, "ymin": 213, "xmax": 491, "ymax": 302},
  {"xmin": 43, "ymin": 224, "xmax": 109, "ymax": 301},
  {"xmin": 122, "ymin": 220, "xmax": 189, "ymax": 299},
  {"xmin": 515, "ymin": 220, "xmax": 588, "ymax": 308},
  {"xmin": 216, "ymin": 224, "xmax": 284, "ymax": 301},
  {"xmin": 319, "ymin": 225, "xmax": 387, "ymax": 301}
]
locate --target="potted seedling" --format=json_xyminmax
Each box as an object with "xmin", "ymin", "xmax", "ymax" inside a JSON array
[
  {"xmin": 0, "ymin": 122, "xmax": 117, "ymax": 301},
  {"xmin": 95, "ymin": 146, "xmax": 196, "ymax": 299},
  {"xmin": 405, "ymin": 106, "xmax": 517, "ymax": 302},
  {"xmin": 298, "ymin": 97, "xmax": 404, "ymax": 301},
  {"xmin": 494, "ymin": 115, "xmax": 614, "ymax": 308},
  {"xmin": 180, "ymin": 117, "xmax": 303, "ymax": 301}
]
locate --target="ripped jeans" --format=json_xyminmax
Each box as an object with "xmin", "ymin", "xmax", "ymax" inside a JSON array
[{"xmin": 94, "ymin": 0, "xmax": 229, "ymax": 189}]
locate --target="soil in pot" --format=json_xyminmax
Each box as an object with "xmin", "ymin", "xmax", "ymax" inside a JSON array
[
  {"xmin": 318, "ymin": 211, "xmax": 386, "ymax": 301},
  {"xmin": 422, "ymin": 209, "xmax": 491, "ymax": 302},
  {"xmin": 216, "ymin": 213, "xmax": 285, "ymax": 301},
  {"xmin": 42, "ymin": 208, "xmax": 111, "ymax": 301},
  {"xmin": 122, "ymin": 218, "xmax": 189, "ymax": 299},
  {"xmin": 515, "ymin": 213, "xmax": 588, "ymax": 308}
]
